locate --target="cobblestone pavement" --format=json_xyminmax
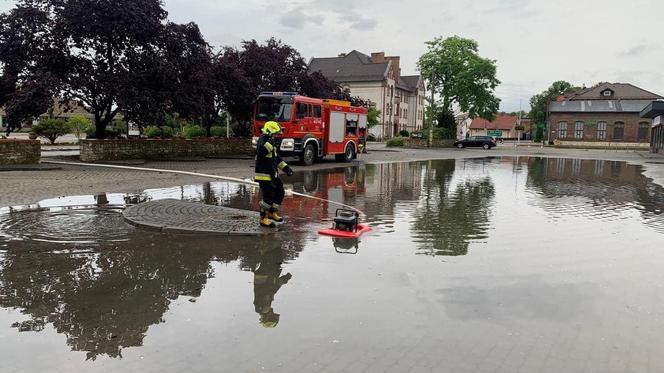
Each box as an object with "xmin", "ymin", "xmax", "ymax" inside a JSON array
[
  {"xmin": 123, "ymin": 199, "xmax": 263, "ymax": 235},
  {"xmin": 0, "ymin": 143, "xmax": 663, "ymax": 207}
]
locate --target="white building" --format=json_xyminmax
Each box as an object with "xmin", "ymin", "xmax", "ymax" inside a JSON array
[
  {"xmin": 309, "ymin": 51, "xmax": 425, "ymax": 139},
  {"xmin": 455, "ymin": 111, "xmax": 473, "ymax": 140}
]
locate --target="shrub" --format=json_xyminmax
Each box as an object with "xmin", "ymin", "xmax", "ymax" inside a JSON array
[
  {"xmin": 399, "ymin": 130, "xmax": 410, "ymax": 137},
  {"xmin": 85, "ymin": 125, "xmax": 97, "ymax": 139},
  {"xmin": 33, "ymin": 119, "xmax": 71, "ymax": 144},
  {"xmin": 145, "ymin": 126, "xmax": 162, "ymax": 138},
  {"xmin": 183, "ymin": 124, "xmax": 206, "ymax": 138},
  {"xmin": 105, "ymin": 127, "xmax": 120, "ymax": 138},
  {"xmin": 144, "ymin": 126, "xmax": 174, "ymax": 138},
  {"xmin": 161, "ymin": 126, "xmax": 174, "ymax": 138},
  {"xmin": 210, "ymin": 126, "xmax": 230, "ymax": 137},
  {"xmin": 68, "ymin": 115, "xmax": 92, "ymax": 140},
  {"xmin": 386, "ymin": 136, "xmax": 405, "ymax": 147}
]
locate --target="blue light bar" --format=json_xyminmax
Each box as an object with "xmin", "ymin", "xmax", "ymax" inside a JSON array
[{"xmin": 260, "ymin": 92, "xmax": 298, "ymax": 96}]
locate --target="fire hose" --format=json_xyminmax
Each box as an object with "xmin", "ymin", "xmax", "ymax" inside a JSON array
[{"xmin": 42, "ymin": 160, "xmax": 366, "ymax": 217}]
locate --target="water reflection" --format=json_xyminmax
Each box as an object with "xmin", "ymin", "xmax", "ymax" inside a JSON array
[
  {"xmin": 526, "ymin": 158, "xmax": 664, "ymax": 231},
  {"xmin": 411, "ymin": 159, "xmax": 495, "ymax": 256},
  {"xmin": 333, "ymin": 238, "xmax": 359, "ymax": 254},
  {"xmin": 0, "ymin": 234, "xmax": 303, "ymax": 360},
  {"xmin": 245, "ymin": 238, "xmax": 293, "ymax": 328},
  {"xmin": 1, "ymin": 157, "xmax": 664, "ymax": 363}
]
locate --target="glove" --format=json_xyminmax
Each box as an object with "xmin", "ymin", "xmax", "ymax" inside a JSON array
[{"xmin": 284, "ymin": 165, "xmax": 294, "ymax": 177}]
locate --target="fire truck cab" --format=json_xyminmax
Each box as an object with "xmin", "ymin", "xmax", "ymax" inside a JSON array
[{"xmin": 252, "ymin": 92, "xmax": 368, "ymax": 166}]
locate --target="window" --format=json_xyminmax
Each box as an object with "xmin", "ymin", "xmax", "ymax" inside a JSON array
[
  {"xmin": 255, "ymin": 96, "xmax": 293, "ymax": 122},
  {"xmin": 558, "ymin": 121, "xmax": 568, "ymax": 138},
  {"xmin": 574, "ymin": 121, "xmax": 584, "ymax": 139},
  {"xmin": 346, "ymin": 114, "xmax": 358, "ymax": 136},
  {"xmin": 602, "ymin": 89, "xmax": 613, "ymax": 97},
  {"xmin": 613, "ymin": 122, "xmax": 624, "ymax": 140},
  {"xmin": 296, "ymin": 103, "xmax": 308, "ymax": 119},
  {"xmin": 638, "ymin": 122, "xmax": 650, "ymax": 141},
  {"xmin": 313, "ymin": 105, "xmax": 322, "ymax": 118},
  {"xmin": 597, "ymin": 121, "xmax": 607, "ymax": 140}
]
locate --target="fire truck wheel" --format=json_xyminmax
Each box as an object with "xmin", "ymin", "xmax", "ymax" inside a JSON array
[
  {"xmin": 301, "ymin": 142, "xmax": 317, "ymax": 166},
  {"xmin": 340, "ymin": 144, "xmax": 355, "ymax": 163}
]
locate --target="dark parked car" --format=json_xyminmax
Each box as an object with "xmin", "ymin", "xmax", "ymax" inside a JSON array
[{"xmin": 454, "ymin": 136, "xmax": 497, "ymax": 150}]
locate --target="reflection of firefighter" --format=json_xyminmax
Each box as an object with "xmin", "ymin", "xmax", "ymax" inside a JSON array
[
  {"xmin": 254, "ymin": 121, "xmax": 294, "ymax": 228},
  {"xmin": 253, "ymin": 241, "xmax": 292, "ymax": 328}
]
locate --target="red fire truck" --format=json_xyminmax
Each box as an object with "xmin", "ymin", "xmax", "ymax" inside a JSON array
[{"xmin": 252, "ymin": 92, "xmax": 368, "ymax": 166}]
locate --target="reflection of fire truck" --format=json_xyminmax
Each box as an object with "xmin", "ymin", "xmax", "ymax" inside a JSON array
[
  {"xmin": 250, "ymin": 167, "xmax": 365, "ymax": 222},
  {"xmin": 252, "ymin": 92, "xmax": 368, "ymax": 166}
]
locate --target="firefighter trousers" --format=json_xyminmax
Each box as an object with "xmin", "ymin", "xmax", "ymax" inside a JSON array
[{"xmin": 258, "ymin": 178, "xmax": 285, "ymax": 214}]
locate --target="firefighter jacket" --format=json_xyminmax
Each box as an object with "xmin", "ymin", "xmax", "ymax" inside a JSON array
[{"xmin": 254, "ymin": 134, "xmax": 289, "ymax": 182}]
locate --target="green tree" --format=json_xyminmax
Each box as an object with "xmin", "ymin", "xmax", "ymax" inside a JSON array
[
  {"xmin": 367, "ymin": 106, "xmax": 380, "ymax": 128},
  {"xmin": 418, "ymin": 36, "xmax": 501, "ymax": 121},
  {"xmin": 32, "ymin": 118, "xmax": 71, "ymax": 144},
  {"xmin": 68, "ymin": 115, "xmax": 91, "ymax": 140},
  {"xmin": 529, "ymin": 81, "xmax": 577, "ymax": 126}
]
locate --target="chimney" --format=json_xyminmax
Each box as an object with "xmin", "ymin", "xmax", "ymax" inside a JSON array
[
  {"xmin": 371, "ymin": 52, "xmax": 385, "ymax": 63},
  {"xmin": 385, "ymin": 56, "xmax": 401, "ymax": 81}
]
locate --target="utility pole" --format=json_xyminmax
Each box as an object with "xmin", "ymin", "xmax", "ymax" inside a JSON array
[{"xmin": 428, "ymin": 71, "xmax": 435, "ymax": 147}]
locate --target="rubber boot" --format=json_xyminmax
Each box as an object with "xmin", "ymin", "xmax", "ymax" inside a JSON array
[
  {"xmin": 267, "ymin": 210, "xmax": 283, "ymax": 223},
  {"xmin": 259, "ymin": 208, "xmax": 276, "ymax": 228}
]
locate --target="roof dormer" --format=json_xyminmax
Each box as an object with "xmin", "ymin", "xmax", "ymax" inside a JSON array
[{"xmin": 601, "ymin": 88, "xmax": 614, "ymax": 97}]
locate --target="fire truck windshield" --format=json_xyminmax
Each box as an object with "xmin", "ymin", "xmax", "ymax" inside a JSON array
[{"xmin": 255, "ymin": 97, "xmax": 293, "ymax": 122}]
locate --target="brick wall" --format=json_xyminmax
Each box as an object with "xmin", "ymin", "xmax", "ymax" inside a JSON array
[
  {"xmin": 0, "ymin": 140, "xmax": 41, "ymax": 165},
  {"xmin": 548, "ymin": 112, "xmax": 651, "ymax": 143},
  {"xmin": 80, "ymin": 138, "xmax": 255, "ymax": 162}
]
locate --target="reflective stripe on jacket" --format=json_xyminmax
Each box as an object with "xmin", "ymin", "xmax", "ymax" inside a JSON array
[{"xmin": 255, "ymin": 134, "xmax": 289, "ymax": 181}]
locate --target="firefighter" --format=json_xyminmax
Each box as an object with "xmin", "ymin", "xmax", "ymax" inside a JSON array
[{"xmin": 255, "ymin": 121, "xmax": 294, "ymax": 228}]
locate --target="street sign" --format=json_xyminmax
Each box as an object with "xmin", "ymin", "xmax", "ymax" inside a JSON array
[{"xmin": 487, "ymin": 130, "xmax": 503, "ymax": 137}]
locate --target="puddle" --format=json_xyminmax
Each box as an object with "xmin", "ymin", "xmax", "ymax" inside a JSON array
[{"xmin": 1, "ymin": 157, "xmax": 664, "ymax": 372}]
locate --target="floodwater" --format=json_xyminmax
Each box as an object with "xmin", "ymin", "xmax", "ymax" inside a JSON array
[{"xmin": 1, "ymin": 157, "xmax": 664, "ymax": 373}]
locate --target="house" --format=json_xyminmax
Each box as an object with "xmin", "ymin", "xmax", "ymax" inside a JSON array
[
  {"xmin": 469, "ymin": 114, "xmax": 530, "ymax": 139},
  {"xmin": 0, "ymin": 98, "xmax": 93, "ymax": 129},
  {"xmin": 548, "ymin": 83, "xmax": 663, "ymax": 144},
  {"xmin": 308, "ymin": 50, "xmax": 425, "ymax": 139},
  {"xmin": 640, "ymin": 100, "xmax": 664, "ymax": 154}
]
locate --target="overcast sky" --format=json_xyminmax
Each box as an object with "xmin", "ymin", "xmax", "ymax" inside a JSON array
[{"xmin": 2, "ymin": 0, "xmax": 663, "ymax": 112}]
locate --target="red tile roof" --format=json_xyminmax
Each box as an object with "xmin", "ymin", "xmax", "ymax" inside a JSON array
[{"xmin": 469, "ymin": 114, "xmax": 520, "ymax": 130}]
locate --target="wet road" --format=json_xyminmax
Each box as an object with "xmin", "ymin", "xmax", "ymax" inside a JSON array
[{"xmin": 1, "ymin": 157, "xmax": 664, "ymax": 373}]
